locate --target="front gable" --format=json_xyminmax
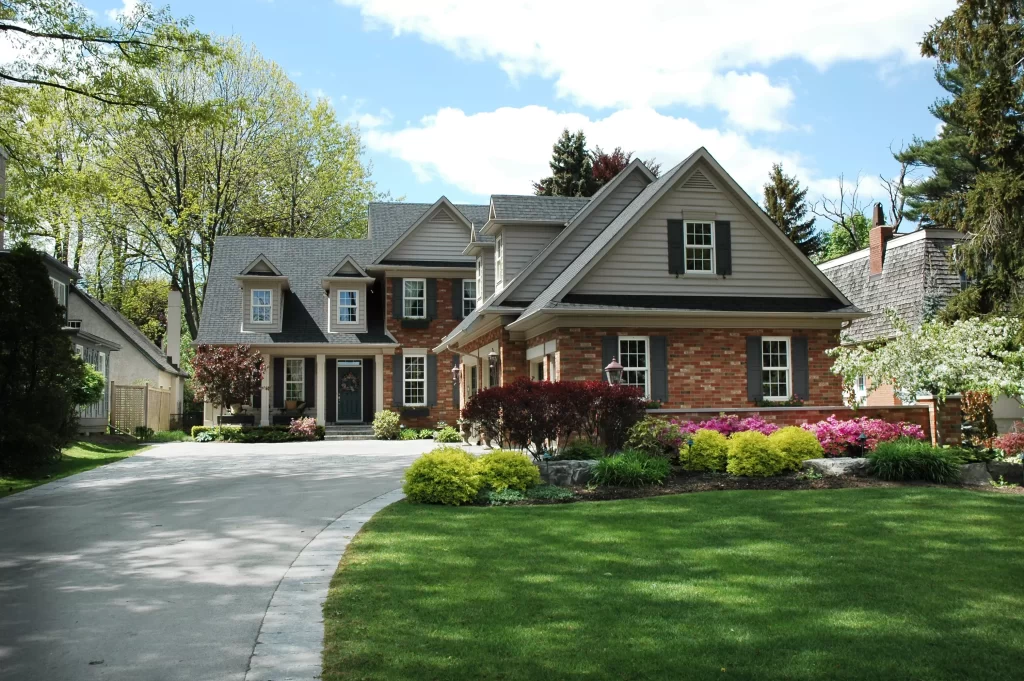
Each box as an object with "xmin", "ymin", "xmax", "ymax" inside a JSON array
[{"xmin": 378, "ymin": 197, "xmax": 474, "ymax": 264}]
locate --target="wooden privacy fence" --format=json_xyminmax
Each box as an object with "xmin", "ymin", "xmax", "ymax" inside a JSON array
[{"xmin": 110, "ymin": 383, "xmax": 171, "ymax": 434}]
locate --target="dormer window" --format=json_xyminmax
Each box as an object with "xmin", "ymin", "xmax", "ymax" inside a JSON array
[
  {"xmin": 337, "ymin": 290, "xmax": 358, "ymax": 323},
  {"xmin": 251, "ymin": 289, "xmax": 272, "ymax": 323}
]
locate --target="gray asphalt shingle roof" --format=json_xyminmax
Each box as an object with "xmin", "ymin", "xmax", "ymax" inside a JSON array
[
  {"xmin": 490, "ymin": 195, "xmax": 591, "ymax": 222},
  {"xmin": 369, "ymin": 202, "xmax": 490, "ymax": 258}
]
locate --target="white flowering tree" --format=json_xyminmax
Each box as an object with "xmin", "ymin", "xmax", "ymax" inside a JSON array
[{"xmin": 829, "ymin": 312, "xmax": 1024, "ymax": 405}]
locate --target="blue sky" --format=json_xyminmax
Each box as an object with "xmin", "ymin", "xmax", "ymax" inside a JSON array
[{"xmin": 94, "ymin": 1, "xmax": 954, "ymax": 212}]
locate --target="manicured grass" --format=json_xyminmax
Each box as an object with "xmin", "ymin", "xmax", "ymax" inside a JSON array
[
  {"xmin": 0, "ymin": 439, "xmax": 149, "ymax": 498},
  {"xmin": 323, "ymin": 488, "xmax": 1024, "ymax": 681}
]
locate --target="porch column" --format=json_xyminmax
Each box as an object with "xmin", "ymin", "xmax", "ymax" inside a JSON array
[
  {"xmin": 375, "ymin": 353, "xmax": 384, "ymax": 413},
  {"xmin": 260, "ymin": 352, "xmax": 271, "ymax": 426},
  {"xmin": 316, "ymin": 354, "xmax": 326, "ymax": 426}
]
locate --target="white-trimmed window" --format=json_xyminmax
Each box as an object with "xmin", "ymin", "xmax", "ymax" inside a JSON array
[
  {"xmin": 462, "ymin": 279, "xmax": 477, "ymax": 317},
  {"xmin": 761, "ymin": 337, "xmax": 791, "ymax": 400},
  {"xmin": 476, "ymin": 258, "xmax": 484, "ymax": 303},
  {"xmin": 67, "ymin": 319, "xmax": 82, "ymax": 329},
  {"xmin": 404, "ymin": 354, "xmax": 427, "ymax": 406},
  {"xmin": 97, "ymin": 352, "xmax": 106, "ymax": 376},
  {"xmin": 853, "ymin": 374, "xmax": 868, "ymax": 404},
  {"xmin": 337, "ymin": 290, "xmax": 358, "ymax": 324},
  {"xmin": 285, "ymin": 358, "xmax": 305, "ymax": 402},
  {"xmin": 74, "ymin": 344, "xmax": 83, "ymax": 357},
  {"xmin": 50, "ymin": 277, "xmax": 67, "ymax": 307},
  {"xmin": 403, "ymin": 279, "xmax": 426, "ymax": 319},
  {"xmin": 618, "ymin": 336, "xmax": 650, "ymax": 397},
  {"xmin": 685, "ymin": 221, "xmax": 714, "ymax": 273},
  {"xmin": 494, "ymin": 233, "xmax": 504, "ymax": 287},
  {"xmin": 251, "ymin": 289, "xmax": 272, "ymax": 323}
]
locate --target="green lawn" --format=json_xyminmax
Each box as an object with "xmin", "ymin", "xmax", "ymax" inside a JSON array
[
  {"xmin": 323, "ymin": 488, "xmax": 1024, "ymax": 681},
  {"xmin": 0, "ymin": 439, "xmax": 149, "ymax": 498}
]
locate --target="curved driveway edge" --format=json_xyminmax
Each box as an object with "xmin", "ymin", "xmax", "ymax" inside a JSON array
[{"xmin": 244, "ymin": 488, "xmax": 406, "ymax": 681}]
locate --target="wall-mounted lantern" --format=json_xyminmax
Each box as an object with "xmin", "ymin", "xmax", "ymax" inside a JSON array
[{"xmin": 604, "ymin": 356, "xmax": 623, "ymax": 385}]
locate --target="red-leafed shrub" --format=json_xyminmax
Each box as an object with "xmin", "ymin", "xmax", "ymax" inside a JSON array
[
  {"xmin": 191, "ymin": 344, "xmax": 265, "ymax": 408},
  {"xmin": 994, "ymin": 422, "xmax": 1024, "ymax": 458}
]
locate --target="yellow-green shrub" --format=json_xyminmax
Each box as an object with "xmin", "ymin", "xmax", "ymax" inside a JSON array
[
  {"xmin": 403, "ymin": 446, "xmax": 481, "ymax": 505},
  {"xmin": 726, "ymin": 431, "xmax": 786, "ymax": 477},
  {"xmin": 474, "ymin": 449, "xmax": 541, "ymax": 492},
  {"xmin": 769, "ymin": 426, "xmax": 824, "ymax": 470},
  {"xmin": 680, "ymin": 429, "xmax": 729, "ymax": 471}
]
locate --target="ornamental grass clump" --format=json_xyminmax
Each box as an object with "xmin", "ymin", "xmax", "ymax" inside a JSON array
[
  {"xmin": 726, "ymin": 431, "xmax": 787, "ymax": 477},
  {"xmin": 593, "ymin": 450, "xmax": 671, "ymax": 487},
  {"xmin": 867, "ymin": 439, "xmax": 963, "ymax": 483},
  {"xmin": 474, "ymin": 450, "xmax": 541, "ymax": 492},
  {"xmin": 403, "ymin": 446, "xmax": 481, "ymax": 505},
  {"xmin": 679, "ymin": 429, "xmax": 729, "ymax": 471},
  {"xmin": 769, "ymin": 426, "xmax": 824, "ymax": 471}
]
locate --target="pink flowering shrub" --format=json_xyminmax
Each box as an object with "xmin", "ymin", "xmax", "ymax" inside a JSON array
[
  {"xmin": 671, "ymin": 414, "xmax": 779, "ymax": 437},
  {"xmin": 288, "ymin": 416, "xmax": 318, "ymax": 441},
  {"xmin": 801, "ymin": 416, "xmax": 926, "ymax": 457},
  {"xmin": 993, "ymin": 422, "xmax": 1024, "ymax": 458}
]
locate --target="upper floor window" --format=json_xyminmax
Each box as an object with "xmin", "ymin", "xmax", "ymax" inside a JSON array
[
  {"xmin": 251, "ymin": 289, "xmax": 272, "ymax": 323},
  {"xmin": 476, "ymin": 258, "xmax": 484, "ymax": 302},
  {"xmin": 404, "ymin": 354, "xmax": 427, "ymax": 406},
  {"xmin": 337, "ymin": 290, "xmax": 358, "ymax": 323},
  {"xmin": 404, "ymin": 279, "xmax": 426, "ymax": 318},
  {"xmin": 98, "ymin": 352, "xmax": 106, "ymax": 376},
  {"xmin": 619, "ymin": 336, "xmax": 649, "ymax": 397},
  {"xmin": 761, "ymin": 337, "xmax": 791, "ymax": 400},
  {"xmin": 494, "ymin": 234, "xmax": 504, "ymax": 286},
  {"xmin": 685, "ymin": 221, "xmax": 714, "ymax": 273},
  {"xmin": 462, "ymin": 279, "xmax": 477, "ymax": 317},
  {"xmin": 67, "ymin": 319, "xmax": 82, "ymax": 329},
  {"xmin": 50, "ymin": 277, "xmax": 67, "ymax": 308},
  {"xmin": 285, "ymin": 358, "xmax": 304, "ymax": 402}
]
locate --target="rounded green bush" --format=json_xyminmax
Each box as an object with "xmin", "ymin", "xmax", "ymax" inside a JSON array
[
  {"xmin": 680, "ymin": 429, "xmax": 729, "ymax": 471},
  {"xmin": 372, "ymin": 410, "xmax": 401, "ymax": 440},
  {"xmin": 403, "ymin": 446, "xmax": 481, "ymax": 505},
  {"xmin": 769, "ymin": 426, "xmax": 824, "ymax": 471},
  {"xmin": 474, "ymin": 449, "xmax": 541, "ymax": 492},
  {"xmin": 435, "ymin": 426, "xmax": 462, "ymax": 443},
  {"xmin": 726, "ymin": 431, "xmax": 787, "ymax": 477}
]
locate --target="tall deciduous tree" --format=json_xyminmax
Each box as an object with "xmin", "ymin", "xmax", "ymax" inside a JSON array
[
  {"xmin": 762, "ymin": 162, "xmax": 820, "ymax": 257},
  {"xmin": 898, "ymin": 0, "xmax": 1024, "ymax": 316},
  {"xmin": 591, "ymin": 145, "xmax": 661, "ymax": 186},
  {"xmin": 816, "ymin": 213, "xmax": 871, "ymax": 263},
  {"xmin": 533, "ymin": 129, "xmax": 597, "ymax": 197}
]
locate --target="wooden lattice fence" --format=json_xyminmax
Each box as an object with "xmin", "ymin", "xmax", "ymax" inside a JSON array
[{"xmin": 110, "ymin": 384, "xmax": 171, "ymax": 434}]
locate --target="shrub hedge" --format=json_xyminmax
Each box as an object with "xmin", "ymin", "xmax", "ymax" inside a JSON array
[
  {"xmin": 190, "ymin": 424, "xmax": 325, "ymax": 443},
  {"xmin": 868, "ymin": 439, "xmax": 963, "ymax": 483},
  {"xmin": 593, "ymin": 450, "xmax": 671, "ymax": 487},
  {"xmin": 726, "ymin": 431, "xmax": 786, "ymax": 477},
  {"xmin": 680, "ymin": 429, "xmax": 729, "ymax": 472}
]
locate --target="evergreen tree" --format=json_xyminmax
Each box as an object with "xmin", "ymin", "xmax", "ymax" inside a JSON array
[
  {"xmin": 762, "ymin": 163, "xmax": 821, "ymax": 256},
  {"xmin": 533, "ymin": 129, "xmax": 597, "ymax": 197},
  {"xmin": 898, "ymin": 0, "xmax": 1024, "ymax": 317}
]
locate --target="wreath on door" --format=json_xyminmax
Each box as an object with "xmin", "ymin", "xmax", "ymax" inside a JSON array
[{"xmin": 340, "ymin": 373, "xmax": 359, "ymax": 393}]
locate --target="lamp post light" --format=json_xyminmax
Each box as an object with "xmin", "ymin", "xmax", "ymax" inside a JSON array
[
  {"xmin": 487, "ymin": 350, "xmax": 499, "ymax": 369},
  {"xmin": 451, "ymin": 363, "xmax": 460, "ymax": 385},
  {"xmin": 604, "ymin": 357, "xmax": 624, "ymax": 385}
]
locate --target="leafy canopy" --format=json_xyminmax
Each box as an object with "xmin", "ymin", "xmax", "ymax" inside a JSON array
[{"xmin": 191, "ymin": 344, "xmax": 265, "ymax": 408}]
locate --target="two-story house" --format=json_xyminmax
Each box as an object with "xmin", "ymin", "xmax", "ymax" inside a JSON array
[{"xmin": 196, "ymin": 148, "xmax": 866, "ymax": 430}]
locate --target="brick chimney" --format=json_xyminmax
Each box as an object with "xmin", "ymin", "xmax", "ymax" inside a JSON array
[
  {"xmin": 166, "ymin": 283, "xmax": 182, "ymax": 367},
  {"xmin": 869, "ymin": 203, "xmax": 894, "ymax": 276}
]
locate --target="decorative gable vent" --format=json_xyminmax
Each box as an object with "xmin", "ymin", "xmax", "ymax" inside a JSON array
[
  {"xmin": 431, "ymin": 208, "xmax": 456, "ymax": 223},
  {"xmin": 681, "ymin": 170, "xmax": 715, "ymax": 191}
]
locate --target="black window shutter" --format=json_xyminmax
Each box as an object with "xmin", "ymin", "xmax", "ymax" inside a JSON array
[
  {"xmin": 715, "ymin": 220, "xmax": 732, "ymax": 275},
  {"xmin": 426, "ymin": 279, "xmax": 438, "ymax": 320},
  {"xmin": 392, "ymin": 278, "xmax": 403, "ymax": 319},
  {"xmin": 427, "ymin": 354, "xmax": 438, "ymax": 406},
  {"xmin": 362, "ymin": 357, "xmax": 374, "ymax": 423},
  {"xmin": 392, "ymin": 355, "xmax": 403, "ymax": 406},
  {"xmin": 601, "ymin": 335, "xmax": 617, "ymax": 379},
  {"xmin": 791, "ymin": 336, "xmax": 809, "ymax": 400},
  {"xmin": 650, "ymin": 336, "xmax": 668, "ymax": 403},
  {"xmin": 667, "ymin": 219, "xmax": 684, "ymax": 275},
  {"xmin": 273, "ymin": 357, "xmax": 284, "ymax": 408},
  {"xmin": 325, "ymin": 359, "xmax": 337, "ymax": 422},
  {"xmin": 451, "ymin": 354, "xmax": 460, "ymax": 409},
  {"xmin": 452, "ymin": 279, "xmax": 462, "ymax": 320},
  {"xmin": 746, "ymin": 336, "xmax": 762, "ymax": 402},
  {"xmin": 305, "ymin": 357, "xmax": 316, "ymax": 407}
]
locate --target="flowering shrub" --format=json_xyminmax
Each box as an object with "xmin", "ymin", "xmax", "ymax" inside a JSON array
[
  {"xmin": 288, "ymin": 416, "xmax": 318, "ymax": 440},
  {"xmin": 801, "ymin": 416, "xmax": 926, "ymax": 457},
  {"xmin": 372, "ymin": 410, "xmax": 401, "ymax": 440},
  {"xmin": 994, "ymin": 422, "xmax": 1024, "ymax": 458},
  {"xmin": 672, "ymin": 414, "xmax": 779, "ymax": 437}
]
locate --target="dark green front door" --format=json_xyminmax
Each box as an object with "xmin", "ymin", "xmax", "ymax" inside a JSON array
[{"xmin": 337, "ymin": 361, "xmax": 363, "ymax": 423}]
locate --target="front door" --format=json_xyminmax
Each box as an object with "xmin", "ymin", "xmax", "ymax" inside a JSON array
[{"xmin": 337, "ymin": 360, "xmax": 363, "ymax": 423}]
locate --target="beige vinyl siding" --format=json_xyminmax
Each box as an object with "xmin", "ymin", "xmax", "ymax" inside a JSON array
[
  {"xmin": 327, "ymin": 282, "xmax": 368, "ymax": 333},
  {"xmin": 241, "ymin": 284, "xmax": 284, "ymax": 333},
  {"xmin": 515, "ymin": 168, "xmax": 649, "ymax": 300},
  {"xmin": 478, "ymin": 254, "xmax": 495, "ymax": 300},
  {"xmin": 389, "ymin": 207, "xmax": 475, "ymax": 262},
  {"xmin": 501, "ymin": 224, "xmax": 563, "ymax": 284},
  {"xmin": 574, "ymin": 166, "xmax": 827, "ymax": 298}
]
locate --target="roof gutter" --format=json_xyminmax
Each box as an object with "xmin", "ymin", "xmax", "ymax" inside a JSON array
[{"xmin": 507, "ymin": 306, "xmax": 870, "ymax": 330}]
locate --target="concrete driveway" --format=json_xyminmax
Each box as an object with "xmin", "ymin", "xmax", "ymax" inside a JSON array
[{"xmin": 0, "ymin": 439, "xmax": 439, "ymax": 681}]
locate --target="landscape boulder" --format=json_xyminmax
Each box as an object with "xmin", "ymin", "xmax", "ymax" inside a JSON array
[
  {"xmin": 802, "ymin": 457, "xmax": 870, "ymax": 477},
  {"xmin": 537, "ymin": 459, "xmax": 598, "ymax": 486}
]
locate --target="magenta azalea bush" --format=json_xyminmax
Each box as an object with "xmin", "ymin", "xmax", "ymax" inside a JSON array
[
  {"xmin": 671, "ymin": 414, "xmax": 779, "ymax": 437},
  {"xmin": 801, "ymin": 416, "xmax": 926, "ymax": 457},
  {"xmin": 288, "ymin": 416, "xmax": 318, "ymax": 441}
]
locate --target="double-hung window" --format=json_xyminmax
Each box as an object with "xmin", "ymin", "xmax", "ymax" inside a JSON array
[
  {"xmin": 404, "ymin": 354, "xmax": 427, "ymax": 406},
  {"xmin": 462, "ymin": 279, "xmax": 477, "ymax": 317},
  {"xmin": 618, "ymin": 337, "xmax": 650, "ymax": 396},
  {"xmin": 685, "ymin": 221, "xmax": 714, "ymax": 273},
  {"xmin": 494, "ymin": 234, "xmax": 504, "ymax": 287},
  {"xmin": 404, "ymin": 279, "xmax": 426, "ymax": 319},
  {"xmin": 761, "ymin": 337, "xmax": 791, "ymax": 400},
  {"xmin": 337, "ymin": 290, "xmax": 358, "ymax": 323},
  {"xmin": 476, "ymin": 258, "xmax": 484, "ymax": 303},
  {"xmin": 50, "ymin": 277, "xmax": 67, "ymax": 308},
  {"xmin": 285, "ymin": 358, "xmax": 304, "ymax": 402},
  {"xmin": 251, "ymin": 289, "xmax": 272, "ymax": 323}
]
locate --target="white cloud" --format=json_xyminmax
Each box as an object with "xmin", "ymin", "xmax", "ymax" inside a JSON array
[
  {"xmin": 105, "ymin": 0, "xmax": 140, "ymax": 21},
  {"xmin": 337, "ymin": 0, "xmax": 953, "ymax": 131},
  {"xmin": 365, "ymin": 105, "xmax": 825, "ymax": 197}
]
